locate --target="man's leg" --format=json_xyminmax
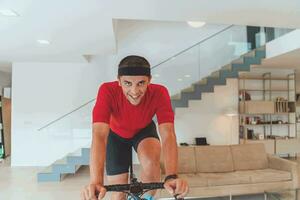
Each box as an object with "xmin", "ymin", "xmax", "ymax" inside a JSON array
[
  {"xmin": 106, "ymin": 130, "xmax": 132, "ymax": 200},
  {"xmin": 137, "ymin": 137, "xmax": 161, "ymax": 197},
  {"xmin": 107, "ymin": 173, "xmax": 129, "ymax": 200}
]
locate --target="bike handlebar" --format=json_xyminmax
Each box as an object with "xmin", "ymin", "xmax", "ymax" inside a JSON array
[
  {"xmin": 104, "ymin": 182, "xmax": 164, "ymax": 191},
  {"xmin": 103, "ymin": 182, "xmax": 184, "ymax": 200}
]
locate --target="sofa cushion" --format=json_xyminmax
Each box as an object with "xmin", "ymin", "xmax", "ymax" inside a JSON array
[
  {"xmin": 175, "ymin": 174, "xmax": 208, "ymax": 187},
  {"xmin": 231, "ymin": 143, "xmax": 268, "ymax": 170},
  {"xmin": 160, "ymin": 146, "xmax": 197, "ymax": 174},
  {"xmin": 247, "ymin": 169, "xmax": 292, "ymax": 183},
  {"xmin": 199, "ymin": 171, "xmax": 251, "ymax": 186},
  {"xmin": 195, "ymin": 145, "xmax": 234, "ymax": 173},
  {"xmin": 177, "ymin": 147, "xmax": 197, "ymax": 173}
]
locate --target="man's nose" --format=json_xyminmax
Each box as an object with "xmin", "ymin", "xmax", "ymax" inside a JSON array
[{"xmin": 131, "ymin": 86, "xmax": 139, "ymax": 95}]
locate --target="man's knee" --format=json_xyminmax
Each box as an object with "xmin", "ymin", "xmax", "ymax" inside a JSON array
[{"xmin": 142, "ymin": 156, "xmax": 160, "ymax": 174}]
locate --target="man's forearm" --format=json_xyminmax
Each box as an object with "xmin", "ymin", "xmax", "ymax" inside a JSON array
[
  {"xmin": 89, "ymin": 134, "xmax": 107, "ymax": 185},
  {"xmin": 162, "ymin": 133, "xmax": 178, "ymax": 176}
]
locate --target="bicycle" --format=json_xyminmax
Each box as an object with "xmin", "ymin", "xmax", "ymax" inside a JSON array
[{"xmin": 100, "ymin": 159, "xmax": 184, "ymax": 200}]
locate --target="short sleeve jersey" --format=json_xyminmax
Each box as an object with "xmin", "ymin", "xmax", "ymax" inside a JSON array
[{"xmin": 92, "ymin": 81, "xmax": 174, "ymax": 139}]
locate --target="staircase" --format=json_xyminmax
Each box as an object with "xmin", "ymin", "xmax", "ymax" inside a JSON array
[
  {"xmin": 37, "ymin": 147, "xmax": 90, "ymax": 182},
  {"xmin": 37, "ymin": 46, "xmax": 266, "ymax": 182},
  {"xmin": 171, "ymin": 46, "xmax": 265, "ymax": 108}
]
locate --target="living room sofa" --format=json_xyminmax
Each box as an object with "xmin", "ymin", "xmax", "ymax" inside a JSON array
[{"xmin": 159, "ymin": 143, "xmax": 299, "ymax": 198}]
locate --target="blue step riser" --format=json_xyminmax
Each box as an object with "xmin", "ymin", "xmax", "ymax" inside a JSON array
[
  {"xmin": 67, "ymin": 157, "xmax": 89, "ymax": 165},
  {"xmin": 243, "ymin": 57, "xmax": 261, "ymax": 65},
  {"xmin": 181, "ymin": 91, "xmax": 201, "ymax": 100},
  {"xmin": 255, "ymin": 50, "xmax": 266, "ymax": 58},
  {"xmin": 38, "ymin": 173, "xmax": 61, "ymax": 182},
  {"xmin": 207, "ymin": 78, "xmax": 226, "ymax": 86},
  {"xmin": 220, "ymin": 70, "xmax": 239, "ymax": 78},
  {"xmin": 171, "ymin": 100, "xmax": 188, "ymax": 108},
  {"xmin": 52, "ymin": 164, "xmax": 77, "ymax": 174},
  {"xmin": 194, "ymin": 84, "xmax": 214, "ymax": 93}
]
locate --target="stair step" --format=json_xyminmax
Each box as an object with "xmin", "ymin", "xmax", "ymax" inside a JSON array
[
  {"xmin": 255, "ymin": 49, "xmax": 266, "ymax": 59},
  {"xmin": 171, "ymin": 93, "xmax": 181, "ymax": 100},
  {"xmin": 210, "ymin": 71, "xmax": 220, "ymax": 78},
  {"xmin": 181, "ymin": 86, "xmax": 194, "ymax": 93},
  {"xmin": 67, "ymin": 155, "xmax": 89, "ymax": 165},
  {"xmin": 67, "ymin": 149, "xmax": 82, "ymax": 157},
  {"xmin": 38, "ymin": 166, "xmax": 53, "ymax": 174},
  {"xmin": 196, "ymin": 79, "xmax": 207, "ymax": 85},
  {"xmin": 171, "ymin": 99, "xmax": 188, "ymax": 108},
  {"xmin": 243, "ymin": 57, "xmax": 261, "ymax": 65},
  {"xmin": 232, "ymin": 58, "xmax": 244, "ymax": 64},
  {"xmin": 207, "ymin": 77, "xmax": 226, "ymax": 86},
  {"xmin": 221, "ymin": 64, "xmax": 232, "ymax": 71},
  {"xmin": 53, "ymin": 157, "xmax": 68, "ymax": 165},
  {"xmin": 52, "ymin": 164, "xmax": 77, "ymax": 174},
  {"xmin": 242, "ymin": 50, "xmax": 256, "ymax": 58}
]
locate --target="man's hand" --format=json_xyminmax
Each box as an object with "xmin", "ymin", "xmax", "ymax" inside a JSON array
[
  {"xmin": 81, "ymin": 183, "xmax": 106, "ymax": 200},
  {"xmin": 164, "ymin": 178, "xmax": 189, "ymax": 199}
]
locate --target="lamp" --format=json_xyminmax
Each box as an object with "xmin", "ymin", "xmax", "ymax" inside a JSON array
[
  {"xmin": 187, "ymin": 21, "xmax": 206, "ymax": 28},
  {"xmin": 224, "ymin": 106, "xmax": 238, "ymax": 117},
  {"xmin": 223, "ymin": 107, "xmax": 238, "ymax": 144}
]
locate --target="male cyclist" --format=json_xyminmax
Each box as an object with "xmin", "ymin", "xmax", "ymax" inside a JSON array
[{"xmin": 81, "ymin": 55, "xmax": 189, "ymax": 200}]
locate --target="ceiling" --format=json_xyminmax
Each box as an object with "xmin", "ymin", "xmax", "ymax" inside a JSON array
[{"xmin": 0, "ymin": 0, "xmax": 300, "ymax": 72}]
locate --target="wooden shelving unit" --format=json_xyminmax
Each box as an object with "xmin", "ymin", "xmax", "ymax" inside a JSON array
[{"xmin": 238, "ymin": 71, "xmax": 298, "ymax": 155}]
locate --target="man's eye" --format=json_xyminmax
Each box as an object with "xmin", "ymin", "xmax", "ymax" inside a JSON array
[
  {"xmin": 124, "ymin": 82, "xmax": 131, "ymax": 86},
  {"xmin": 138, "ymin": 82, "xmax": 145, "ymax": 86}
]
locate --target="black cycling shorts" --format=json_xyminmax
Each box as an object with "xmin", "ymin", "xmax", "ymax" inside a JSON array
[{"xmin": 105, "ymin": 121, "xmax": 160, "ymax": 176}]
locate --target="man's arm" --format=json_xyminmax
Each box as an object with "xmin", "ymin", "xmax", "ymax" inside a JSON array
[
  {"xmin": 90, "ymin": 122, "xmax": 110, "ymax": 185},
  {"xmin": 158, "ymin": 122, "xmax": 189, "ymax": 198},
  {"xmin": 158, "ymin": 122, "xmax": 178, "ymax": 176}
]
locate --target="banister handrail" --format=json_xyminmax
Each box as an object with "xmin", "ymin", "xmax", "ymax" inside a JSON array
[
  {"xmin": 37, "ymin": 24, "xmax": 236, "ymax": 131},
  {"xmin": 151, "ymin": 25, "xmax": 234, "ymax": 69},
  {"xmin": 37, "ymin": 98, "xmax": 96, "ymax": 131}
]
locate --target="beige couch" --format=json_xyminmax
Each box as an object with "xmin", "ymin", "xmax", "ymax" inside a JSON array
[{"xmin": 159, "ymin": 143, "xmax": 299, "ymax": 198}]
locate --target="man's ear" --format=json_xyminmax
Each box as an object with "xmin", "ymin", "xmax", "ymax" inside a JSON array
[
  {"xmin": 149, "ymin": 75, "xmax": 152, "ymax": 84},
  {"xmin": 118, "ymin": 76, "xmax": 121, "ymax": 86}
]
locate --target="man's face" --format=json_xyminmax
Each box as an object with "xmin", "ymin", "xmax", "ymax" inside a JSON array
[{"xmin": 118, "ymin": 75, "xmax": 151, "ymax": 106}]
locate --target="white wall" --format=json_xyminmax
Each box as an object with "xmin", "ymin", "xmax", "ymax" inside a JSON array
[
  {"xmin": 11, "ymin": 58, "xmax": 117, "ymax": 166},
  {"xmin": 0, "ymin": 71, "xmax": 11, "ymax": 96},
  {"xmin": 174, "ymin": 79, "xmax": 239, "ymax": 145}
]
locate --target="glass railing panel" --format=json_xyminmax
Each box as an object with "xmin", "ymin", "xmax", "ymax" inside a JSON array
[
  {"xmin": 152, "ymin": 46, "xmax": 200, "ymax": 96},
  {"xmin": 38, "ymin": 25, "xmax": 295, "ymax": 155},
  {"xmin": 199, "ymin": 26, "xmax": 250, "ymax": 79}
]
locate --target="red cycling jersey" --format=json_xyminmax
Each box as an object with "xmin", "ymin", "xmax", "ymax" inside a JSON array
[{"xmin": 92, "ymin": 81, "xmax": 174, "ymax": 138}]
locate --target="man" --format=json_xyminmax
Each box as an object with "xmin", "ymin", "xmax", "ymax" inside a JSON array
[{"xmin": 81, "ymin": 55, "xmax": 189, "ymax": 200}]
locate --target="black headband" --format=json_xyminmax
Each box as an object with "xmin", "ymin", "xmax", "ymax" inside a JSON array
[{"xmin": 118, "ymin": 67, "xmax": 151, "ymax": 76}]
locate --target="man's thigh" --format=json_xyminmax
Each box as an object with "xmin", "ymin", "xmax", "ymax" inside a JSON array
[{"xmin": 106, "ymin": 131, "xmax": 132, "ymax": 176}]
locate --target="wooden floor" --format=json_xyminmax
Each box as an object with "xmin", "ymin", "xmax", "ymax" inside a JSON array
[
  {"xmin": 0, "ymin": 157, "xmax": 113, "ymax": 200},
  {"xmin": 2, "ymin": 156, "xmax": 300, "ymax": 200}
]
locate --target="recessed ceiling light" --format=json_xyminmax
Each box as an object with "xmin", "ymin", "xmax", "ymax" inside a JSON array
[
  {"xmin": 187, "ymin": 21, "xmax": 206, "ymax": 28},
  {"xmin": 177, "ymin": 78, "xmax": 183, "ymax": 82},
  {"xmin": 184, "ymin": 75, "xmax": 191, "ymax": 78},
  {"xmin": 37, "ymin": 40, "xmax": 50, "ymax": 45},
  {"xmin": 0, "ymin": 9, "xmax": 19, "ymax": 17},
  {"xmin": 154, "ymin": 74, "xmax": 160, "ymax": 77}
]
